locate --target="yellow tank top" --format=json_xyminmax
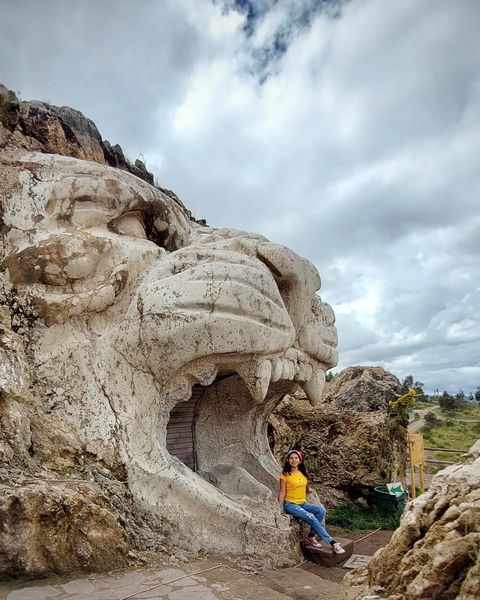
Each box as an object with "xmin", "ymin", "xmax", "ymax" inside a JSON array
[{"xmin": 280, "ymin": 471, "xmax": 307, "ymax": 504}]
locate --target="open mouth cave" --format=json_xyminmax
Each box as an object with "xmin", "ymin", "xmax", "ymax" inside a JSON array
[{"xmin": 165, "ymin": 374, "xmax": 293, "ymax": 501}]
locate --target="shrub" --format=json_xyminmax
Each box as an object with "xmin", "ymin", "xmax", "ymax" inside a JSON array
[
  {"xmin": 326, "ymin": 504, "xmax": 401, "ymax": 531},
  {"xmin": 424, "ymin": 412, "xmax": 441, "ymax": 427}
]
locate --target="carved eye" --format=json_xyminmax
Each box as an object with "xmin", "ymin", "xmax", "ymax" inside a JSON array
[{"xmin": 112, "ymin": 211, "xmax": 147, "ymax": 239}]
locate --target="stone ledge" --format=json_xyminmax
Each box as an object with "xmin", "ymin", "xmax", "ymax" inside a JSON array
[{"xmin": 303, "ymin": 536, "xmax": 354, "ymax": 567}]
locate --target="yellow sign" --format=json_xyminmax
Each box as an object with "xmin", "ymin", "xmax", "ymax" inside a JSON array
[
  {"xmin": 408, "ymin": 432, "xmax": 424, "ymax": 466},
  {"xmin": 407, "ymin": 432, "xmax": 425, "ymax": 498}
]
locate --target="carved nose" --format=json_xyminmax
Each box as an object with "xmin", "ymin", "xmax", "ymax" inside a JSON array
[
  {"xmin": 297, "ymin": 303, "xmax": 338, "ymax": 366},
  {"xmin": 256, "ymin": 242, "xmax": 338, "ymax": 369}
]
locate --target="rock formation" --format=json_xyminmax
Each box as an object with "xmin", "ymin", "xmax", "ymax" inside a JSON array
[
  {"xmin": 0, "ymin": 85, "xmax": 338, "ymax": 577},
  {"xmin": 322, "ymin": 366, "xmax": 403, "ymax": 411},
  {"xmin": 269, "ymin": 366, "xmax": 407, "ymax": 504},
  {"xmin": 0, "ymin": 84, "xmax": 192, "ymax": 221},
  {"xmin": 0, "ymin": 84, "xmax": 152, "ymax": 183},
  {"xmin": 339, "ymin": 440, "xmax": 480, "ymax": 600}
]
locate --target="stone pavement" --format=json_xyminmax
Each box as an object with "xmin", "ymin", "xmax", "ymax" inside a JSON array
[{"xmin": 0, "ymin": 559, "xmax": 341, "ymax": 600}]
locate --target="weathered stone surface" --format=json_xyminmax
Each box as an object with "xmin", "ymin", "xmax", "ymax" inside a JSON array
[
  {"xmin": 0, "ymin": 481, "xmax": 128, "ymax": 578},
  {"xmin": 323, "ymin": 366, "xmax": 402, "ymax": 411},
  {"xmin": 304, "ymin": 536, "xmax": 353, "ymax": 567},
  {"xmin": 339, "ymin": 440, "xmax": 480, "ymax": 600},
  {"xmin": 0, "ymin": 84, "xmax": 154, "ymax": 185},
  {"xmin": 0, "ymin": 87, "xmax": 338, "ymax": 576}
]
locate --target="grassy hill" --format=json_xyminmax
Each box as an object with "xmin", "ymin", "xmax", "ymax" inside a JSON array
[{"xmin": 420, "ymin": 403, "xmax": 480, "ymax": 470}]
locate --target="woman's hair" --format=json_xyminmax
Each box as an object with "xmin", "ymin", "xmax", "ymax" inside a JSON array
[{"xmin": 282, "ymin": 450, "xmax": 308, "ymax": 477}]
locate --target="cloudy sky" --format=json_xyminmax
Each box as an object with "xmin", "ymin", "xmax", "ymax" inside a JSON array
[{"xmin": 1, "ymin": 0, "xmax": 479, "ymax": 393}]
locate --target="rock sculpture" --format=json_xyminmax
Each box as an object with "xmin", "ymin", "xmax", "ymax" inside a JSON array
[
  {"xmin": 339, "ymin": 440, "xmax": 480, "ymax": 600},
  {"xmin": 0, "ymin": 88, "xmax": 338, "ymax": 576}
]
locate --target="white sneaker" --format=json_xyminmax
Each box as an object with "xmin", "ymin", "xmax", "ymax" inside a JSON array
[{"xmin": 331, "ymin": 542, "xmax": 346, "ymax": 554}]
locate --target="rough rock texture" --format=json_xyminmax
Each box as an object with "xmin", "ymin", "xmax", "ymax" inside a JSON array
[
  {"xmin": 322, "ymin": 365, "xmax": 403, "ymax": 411},
  {"xmin": 0, "ymin": 85, "xmax": 338, "ymax": 577},
  {"xmin": 0, "ymin": 84, "xmax": 194, "ymax": 220},
  {"xmin": 0, "ymin": 481, "xmax": 128, "ymax": 578},
  {"xmin": 339, "ymin": 440, "xmax": 480, "ymax": 600},
  {"xmin": 269, "ymin": 367, "xmax": 406, "ymax": 503},
  {"xmin": 0, "ymin": 84, "xmax": 151, "ymax": 183}
]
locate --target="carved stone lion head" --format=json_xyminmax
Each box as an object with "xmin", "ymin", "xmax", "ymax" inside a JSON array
[{"xmin": 1, "ymin": 149, "xmax": 337, "ymax": 563}]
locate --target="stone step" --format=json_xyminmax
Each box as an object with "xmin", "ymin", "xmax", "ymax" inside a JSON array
[
  {"xmin": 303, "ymin": 536, "xmax": 354, "ymax": 567},
  {"xmin": 257, "ymin": 566, "xmax": 341, "ymax": 600}
]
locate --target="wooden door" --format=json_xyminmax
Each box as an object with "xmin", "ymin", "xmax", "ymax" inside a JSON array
[{"xmin": 166, "ymin": 386, "xmax": 204, "ymax": 471}]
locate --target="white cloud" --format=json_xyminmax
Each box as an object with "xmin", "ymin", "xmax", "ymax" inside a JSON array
[{"xmin": 1, "ymin": 0, "xmax": 479, "ymax": 393}]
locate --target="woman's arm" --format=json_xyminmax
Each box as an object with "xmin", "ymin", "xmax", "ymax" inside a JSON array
[{"xmin": 278, "ymin": 479, "xmax": 286, "ymax": 506}]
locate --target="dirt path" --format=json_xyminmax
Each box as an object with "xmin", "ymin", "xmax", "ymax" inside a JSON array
[
  {"xmin": 408, "ymin": 405, "xmax": 440, "ymax": 433},
  {"xmin": 409, "ymin": 405, "xmax": 480, "ymax": 433}
]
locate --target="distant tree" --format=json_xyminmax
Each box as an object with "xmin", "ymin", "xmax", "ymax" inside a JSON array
[
  {"xmin": 413, "ymin": 381, "xmax": 429, "ymax": 403},
  {"xmin": 424, "ymin": 411, "xmax": 441, "ymax": 427},
  {"xmin": 438, "ymin": 391, "xmax": 456, "ymax": 413},
  {"xmin": 401, "ymin": 375, "xmax": 428, "ymax": 402},
  {"xmin": 455, "ymin": 390, "xmax": 466, "ymax": 407},
  {"xmin": 325, "ymin": 371, "xmax": 334, "ymax": 381},
  {"xmin": 439, "ymin": 390, "xmax": 465, "ymax": 413},
  {"xmin": 475, "ymin": 387, "xmax": 480, "ymax": 404},
  {"xmin": 401, "ymin": 375, "xmax": 414, "ymax": 394}
]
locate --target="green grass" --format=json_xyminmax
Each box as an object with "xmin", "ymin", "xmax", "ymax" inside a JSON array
[
  {"xmin": 422, "ymin": 419, "xmax": 480, "ymax": 454},
  {"xmin": 444, "ymin": 404, "xmax": 480, "ymax": 419},
  {"xmin": 415, "ymin": 401, "xmax": 438, "ymax": 409},
  {"xmin": 422, "ymin": 419, "xmax": 480, "ymax": 473},
  {"xmin": 326, "ymin": 504, "xmax": 401, "ymax": 531}
]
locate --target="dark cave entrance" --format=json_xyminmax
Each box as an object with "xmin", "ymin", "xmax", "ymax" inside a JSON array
[{"xmin": 166, "ymin": 385, "xmax": 204, "ymax": 471}]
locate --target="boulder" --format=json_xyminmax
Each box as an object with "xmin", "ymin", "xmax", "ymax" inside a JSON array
[
  {"xmin": 0, "ymin": 481, "xmax": 128, "ymax": 579},
  {"xmin": 339, "ymin": 440, "xmax": 480, "ymax": 600},
  {"xmin": 323, "ymin": 366, "xmax": 402, "ymax": 411}
]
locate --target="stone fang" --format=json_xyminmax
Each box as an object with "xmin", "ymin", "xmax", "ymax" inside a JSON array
[
  {"xmin": 237, "ymin": 360, "xmax": 272, "ymax": 403},
  {"xmin": 302, "ymin": 368, "xmax": 326, "ymax": 406}
]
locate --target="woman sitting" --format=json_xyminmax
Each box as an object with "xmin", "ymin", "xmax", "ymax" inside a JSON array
[{"xmin": 278, "ymin": 449, "xmax": 345, "ymax": 554}]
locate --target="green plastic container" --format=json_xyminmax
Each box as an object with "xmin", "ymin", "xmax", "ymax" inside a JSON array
[{"xmin": 374, "ymin": 485, "xmax": 407, "ymax": 513}]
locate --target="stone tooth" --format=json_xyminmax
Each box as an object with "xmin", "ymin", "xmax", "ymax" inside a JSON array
[
  {"xmin": 237, "ymin": 360, "xmax": 272, "ymax": 403},
  {"xmin": 295, "ymin": 360, "xmax": 306, "ymax": 381},
  {"xmin": 304, "ymin": 363, "xmax": 313, "ymax": 381},
  {"xmin": 281, "ymin": 358, "xmax": 291, "ymax": 380},
  {"xmin": 188, "ymin": 364, "xmax": 218, "ymax": 386},
  {"xmin": 287, "ymin": 360, "xmax": 295, "ymax": 380},
  {"xmin": 271, "ymin": 358, "xmax": 283, "ymax": 382},
  {"xmin": 165, "ymin": 376, "xmax": 193, "ymax": 403},
  {"xmin": 302, "ymin": 369, "xmax": 325, "ymax": 406}
]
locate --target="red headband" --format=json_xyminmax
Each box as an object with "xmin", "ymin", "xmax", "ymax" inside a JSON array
[{"xmin": 287, "ymin": 450, "xmax": 303, "ymax": 461}]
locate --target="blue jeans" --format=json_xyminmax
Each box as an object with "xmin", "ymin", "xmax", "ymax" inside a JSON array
[{"xmin": 283, "ymin": 501, "xmax": 334, "ymax": 544}]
